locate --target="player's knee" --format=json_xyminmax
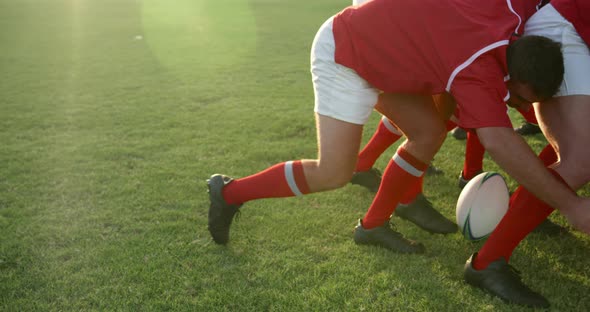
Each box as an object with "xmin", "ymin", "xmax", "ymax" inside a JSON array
[
  {"xmin": 317, "ymin": 168, "xmax": 353, "ymax": 190},
  {"xmin": 328, "ymin": 171, "xmax": 354, "ymax": 189},
  {"xmin": 559, "ymin": 152, "xmax": 590, "ymax": 188},
  {"xmin": 413, "ymin": 122, "xmax": 447, "ymax": 148}
]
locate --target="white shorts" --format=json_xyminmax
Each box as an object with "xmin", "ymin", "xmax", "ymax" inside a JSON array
[
  {"xmin": 525, "ymin": 4, "xmax": 590, "ymax": 97},
  {"xmin": 310, "ymin": 17, "xmax": 379, "ymax": 125}
]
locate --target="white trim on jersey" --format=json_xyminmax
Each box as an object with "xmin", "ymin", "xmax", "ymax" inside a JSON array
[
  {"xmin": 504, "ymin": 70, "xmax": 511, "ymax": 102},
  {"xmin": 381, "ymin": 116, "xmax": 402, "ymax": 135},
  {"xmin": 446, "ymin": 0, "xmax": 532, "ymax": 93},
  {"xmin": 505, "ymin": 0, "xmax": 522, "ymax": 35},
  {"xmin": 392, "ymin": 154, "xmax": 423, "ymax": 177},
  {"xmin": 445, "ymin": 40, "xmax": 509, "ymax": 92},
  {"xmin": 284, "ymin": 161, "xmax": 303, "ymax": 196}
]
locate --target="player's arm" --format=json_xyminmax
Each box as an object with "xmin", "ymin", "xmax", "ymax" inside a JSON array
[
  {"xmin": 476, "ymin": 126, "xmax": 576, "ymax": 209},
  {"xmin": 452, "ymin": 53, "xmax": 589, "ymax": 233},
  {"xmin": 476, "ymin": 127, "xmax": 590, "ymax": 233}
]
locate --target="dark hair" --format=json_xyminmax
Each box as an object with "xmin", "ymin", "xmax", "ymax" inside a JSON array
[{"xmin": 507, "ymin": 35, "xmax": 564, "ymax": 100}]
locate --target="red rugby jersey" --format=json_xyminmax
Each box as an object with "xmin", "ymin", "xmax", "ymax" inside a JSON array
[{"xmin": 333, "ymin": 0, "xmax": 542, "ymax": 128}]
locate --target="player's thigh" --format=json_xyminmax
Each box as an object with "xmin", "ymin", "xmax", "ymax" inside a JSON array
[
  {"xmin": 528, "ymin": 5, "xmax": 590, "ymax": 188},
  {"xmin": 376, "ymin": 93, "xmax": 444, "ymax": 137},
  {"xmin": 375, "ymin": 92, "xmax": 446, "ymax": 159}
]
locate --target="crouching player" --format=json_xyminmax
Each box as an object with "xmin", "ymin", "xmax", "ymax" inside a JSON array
[{"xmin": 464, "ymin": 0, "xmax": 590, "ymax": 308}]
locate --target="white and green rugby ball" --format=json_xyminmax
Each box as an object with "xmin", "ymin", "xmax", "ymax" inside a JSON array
[{"xmin": 456, "ymin": 172, "xmax": 510, "ymax": 241}]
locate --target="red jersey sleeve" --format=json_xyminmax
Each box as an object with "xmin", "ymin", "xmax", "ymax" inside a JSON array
[{"xmin": 450, "ymin": 53, "xmax": 512, "ymax": 129}]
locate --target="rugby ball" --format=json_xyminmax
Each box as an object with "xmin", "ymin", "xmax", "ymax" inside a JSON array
[{"xmin": 456, "ymin": 172, "xmax": 510, "ymax": 241}]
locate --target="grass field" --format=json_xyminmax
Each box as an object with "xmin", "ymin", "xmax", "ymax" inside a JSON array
[{"xmin": 1, "ymin": 0, "xmax": 589, "ymax": 311}]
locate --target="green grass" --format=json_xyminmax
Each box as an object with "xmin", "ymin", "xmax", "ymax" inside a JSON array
[{"xmin": 1, "ymin": 0, "xmax": 589, "ymax": 310}]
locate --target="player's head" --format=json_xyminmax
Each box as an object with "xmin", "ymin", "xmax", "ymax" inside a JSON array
[{"xmin": 507, "ymin": 35, "xmax": 564, "ymax": 102}]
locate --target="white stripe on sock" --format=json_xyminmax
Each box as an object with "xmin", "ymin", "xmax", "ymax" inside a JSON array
[
  {"xmin": 284, "ymin": 161, "xmax": 303, "ymax": 196},
  {"xmin": 392, "ymin": 154, "xmax": 423, "ymax": 177}
]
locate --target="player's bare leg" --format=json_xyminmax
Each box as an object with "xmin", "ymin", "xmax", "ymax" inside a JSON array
[
  {"xmin": 354, "ymin": 93, "xmax": 450, "ymax": 253},
  {"xmin": 381, "ymin": 93, "xmax": 458, "ymax": 233},
  {"xmin": 376, "ymin": 93, "xmax": 450, "ymax": 162},
  {"xmin": 300, "ymin": 114, "xmax": 363, "ymax": 192},
  {"xmin": 207, "ymin": 14, "xmax": 374, "ymax": 245},
  {"xmin": 350, "ymin": 96, "xmax": 457, "ymax": 233},
  {"xmin": 207, "ymin": 113, "xmax": 364, "ymax": 244},
  {"xmin": 535, "ymin": 95, "xmax": 590, "ymax": 231}
]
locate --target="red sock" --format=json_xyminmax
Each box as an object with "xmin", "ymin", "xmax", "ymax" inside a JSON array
[
  {"xmin": 400, "ymin": 175, "xmax": 423, "ymax": 204},
  {"xmin": 222, "ymin": 160, "xmax": 310, "ymax": 205},
  {"xmin": 362, "ymin": 147, "xmax": 428, "ymax": 229},
  {"xmin": 462, "ymin": 130, "xmax": 485, "ymax": 180},
  {"xmin": 397, "ymin": 118, "xmax": 455, "ymax": 204},
  {"xmin": 394, "ymin": 119, "xmax": 456, "ymax": 205},
  {"xmin": 473, "ymin": 168, "xmax": 570, "ymax": 270},
  {"xmin": 517, "ymin": 107, "xmax": 538, "ymax": 124},
  {"xmin": 539, "ymin": 144, "xmax": 558, "ymax": 166},
  {"xmin": 355, "ymin": 117, "xmax": 402, "ymax": 172}
]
